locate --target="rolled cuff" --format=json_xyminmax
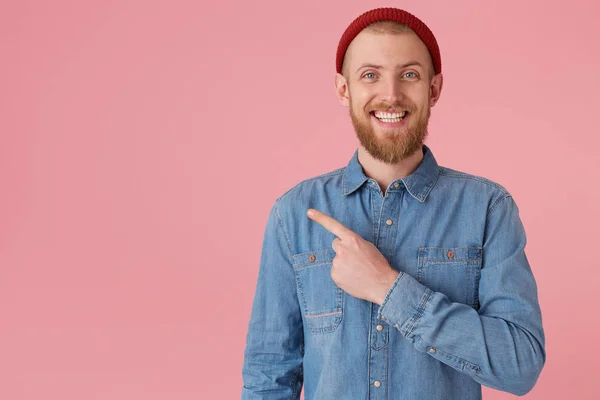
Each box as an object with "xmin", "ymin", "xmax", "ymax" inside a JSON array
[{"xmin": 377, "ymin": 271, "xmax": 435, "ymax": 338}]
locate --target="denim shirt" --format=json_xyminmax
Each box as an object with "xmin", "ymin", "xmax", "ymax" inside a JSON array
[{"xmin": 241, "ymin": 145, "xmax": 545, "ymax": 400}]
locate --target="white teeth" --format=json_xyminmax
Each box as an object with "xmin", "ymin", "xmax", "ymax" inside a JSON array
[
  {"xmin": 374, "ymin": 111, "xmax": 406, "ymax": 119},
  {"xmin": 373, "ymin": 111, "xmax": 406, "ymax": 123}
]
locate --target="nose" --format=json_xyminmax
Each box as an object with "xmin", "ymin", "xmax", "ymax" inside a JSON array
[{"xmin": 381, "ymin": 76, "xmax": 404, "ymax": 105}]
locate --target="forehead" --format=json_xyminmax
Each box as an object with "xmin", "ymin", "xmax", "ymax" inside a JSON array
[{"xmin": 345, "ymin": 30, "xmax": 431, "ymax": 70}]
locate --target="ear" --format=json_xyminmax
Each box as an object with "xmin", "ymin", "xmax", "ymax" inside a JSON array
[
  {"xmin": 334, "ymin": 73, "xmax": 350, "ymax": 107},
  {"xmin": 429, "ymin": 73, "xmax": 443, "ymax": 107}
]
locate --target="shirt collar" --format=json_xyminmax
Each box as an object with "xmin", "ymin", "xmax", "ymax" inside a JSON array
[{"xmin": 342, "ymin": 144, "xmax": 440, "ymax": 203}]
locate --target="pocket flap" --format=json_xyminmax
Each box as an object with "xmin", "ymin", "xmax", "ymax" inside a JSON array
[
  {"xmin": 419, "ymin": 247, "xmax": 482, "ymax": 263},
  {"xmin": 292, "ymin": 248, "xmax": 336, "ymax": 270}
]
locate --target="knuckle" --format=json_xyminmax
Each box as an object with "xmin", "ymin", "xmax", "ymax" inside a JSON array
[{"xmin": 348, "ymin": 235, "xmax": 360, "ymax": 246}]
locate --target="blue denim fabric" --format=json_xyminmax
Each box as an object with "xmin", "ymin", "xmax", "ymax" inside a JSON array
[{"xmin": 241, "ymin": 145, "xmax": 545, "ymax": 399}]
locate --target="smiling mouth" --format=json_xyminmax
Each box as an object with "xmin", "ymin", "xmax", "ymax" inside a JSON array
[{"xmin": 370, "ymin": 110, "xmax": 408, "ymax": 123}]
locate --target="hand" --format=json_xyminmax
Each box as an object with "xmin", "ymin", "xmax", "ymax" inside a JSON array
[{"xmin": 306, "ymin": 208, "xmax": 399, "ymax": 305}]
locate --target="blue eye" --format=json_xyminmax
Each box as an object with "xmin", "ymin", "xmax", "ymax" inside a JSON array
[
  {"xmin": 364, "ymin": 73, "xmax": 376, "ymax": 79},
  {"xmin": 404, "ymin": 72, "xmax": 417, "ymax": 79}
]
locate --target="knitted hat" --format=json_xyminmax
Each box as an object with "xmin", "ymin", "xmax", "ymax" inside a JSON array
[{"xmin": 336, "ymin": 7, "xmax": 441, "ymax": 76}]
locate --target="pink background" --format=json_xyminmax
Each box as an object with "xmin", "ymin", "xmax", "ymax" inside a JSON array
[{"xmin": 1, "ymin": 0, "xmax": 599, "ymax": 398}]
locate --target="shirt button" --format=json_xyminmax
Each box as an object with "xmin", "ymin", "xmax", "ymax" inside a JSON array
[
  {"xmin": 373, "ymin": 380, "xmax": 381, "ymax": 388},
  {"xmin": 376, "ymin": 324, "xmax": 384, "ymax": 331},
  {"xmin": 308, "ymin": 254, "xmax": 316, "ymax": 262},
  {"xmin": 429, "ymin": 348, "xmax": 436, "ymax": 354},
  {"xmin": 385, "ymin": 219, "xmax": 393, "ymax": 226},
  {"xmin": 447, "ymin": 251, "xmax": 454, "ymax": 260},
  {"xmin": 393, "ymin": 182, "xmax": 400, "ymax": 188}
]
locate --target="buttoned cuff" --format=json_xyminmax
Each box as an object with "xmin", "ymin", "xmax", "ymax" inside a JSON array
[{"xmin": 376, "ymin": 271, "xmax": 435, "ymax": 338}]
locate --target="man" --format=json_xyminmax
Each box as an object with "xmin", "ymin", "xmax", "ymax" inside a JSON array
[{"xmin": 241, "ymin": 7, "xmax": 545, "ymax": 400}]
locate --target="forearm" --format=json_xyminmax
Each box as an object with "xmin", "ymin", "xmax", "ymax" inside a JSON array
[
  {"xmin": 241, "ymin": 325, "xmax": 303, "ymax": 399},
  {"xmin": 241, "ymin": 201, "xmax": 305, "ymax": 399},
  {"xmin": 378, "ymin": 271, "xmax": 545, "ymax": 396}
]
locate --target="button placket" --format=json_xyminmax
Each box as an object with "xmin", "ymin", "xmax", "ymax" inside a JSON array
[{"xmin": 367, "ymin": 182, "xmax": 401, "ymax": 400}]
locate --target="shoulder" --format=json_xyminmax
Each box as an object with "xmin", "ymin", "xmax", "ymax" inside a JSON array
[
  {"xmin": 277, "ymin": 166, "xmax": 345, "ymax": 202},
  {"xmin": 435, "ymin": 165, "xmax": 514, "ymax": 213},
  {"xmin": 268, "ymin": 165, "xmax": 345, "ymax": 221},
  {"xmin": 438, "ymin": 166, "xmax": 509, "ymax": 192}
]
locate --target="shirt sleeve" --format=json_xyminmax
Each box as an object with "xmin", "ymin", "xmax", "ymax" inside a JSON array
[
  {"xmin": 241, "ymin": 200, "xmax": 304, "ymax": 400},
  {"xmin": 377, "ymin": 195, "xmax": 546, "ymax": 396}
]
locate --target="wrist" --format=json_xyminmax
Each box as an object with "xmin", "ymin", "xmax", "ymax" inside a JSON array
[{"xmin": 373, "ymin": 270, "xmax": 400, "ymax": 305}]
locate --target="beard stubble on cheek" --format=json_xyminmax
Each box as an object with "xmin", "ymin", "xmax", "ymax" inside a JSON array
[{"xmin": 349, "ymin": 96, "xmax": 431, "ymax": 164}]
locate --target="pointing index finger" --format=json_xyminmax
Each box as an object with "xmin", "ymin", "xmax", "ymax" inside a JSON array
[{"xmin": 307, "ymin": 209, "xmax": 353, "ymax": 240}]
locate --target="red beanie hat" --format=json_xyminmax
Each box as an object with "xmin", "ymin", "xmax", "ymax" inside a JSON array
[{"xmin": 336, "ymin": 7, "xmax": 441, "ymax": 75}]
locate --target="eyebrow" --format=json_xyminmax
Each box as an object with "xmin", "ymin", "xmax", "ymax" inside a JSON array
[{"xmin": 355, "ymin": 61, "xmax": 424, "ymax": 73}]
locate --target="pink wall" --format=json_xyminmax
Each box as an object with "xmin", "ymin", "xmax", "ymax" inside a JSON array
[{"xmin": 1, "ymin": 0, "xmax": 599, "ymax": 398}]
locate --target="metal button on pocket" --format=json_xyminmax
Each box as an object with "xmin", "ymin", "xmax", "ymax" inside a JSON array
[
  {"xmin": 374, "ymin": 381, "xmax": 381, "ymax": 387},
  {"xmin": 376, "ymin": 324, "xmax": 384, "ymax": 331},
  {"xmin": 309, "ymin": 254, "xmax": 316, "ymax": 262},
  {"xmin": 429, "ymin": 348, "xmax": 436, "ymax": 354},
  {"xmin": 418, "ymin": 246, "xmax": 482, "ymax": 309},
  {"xmin": 386, "ymin": 219, "xmax": 393, "ymax": 226}
]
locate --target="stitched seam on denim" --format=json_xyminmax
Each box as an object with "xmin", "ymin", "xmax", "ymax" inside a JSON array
[
  {"xmin": 486, "ymin": 194, "xmax": 512, "ymax": 220},
  {"xmin": 419, "ymin": 247, "xmax": 482, "ymax": 308},
  {"xmin": 404, "ymin": 288, "xmax": 434, "ymax": 337},
  {"xmin": 291, "ymin": 249, "xmax": 335, "ymax": 269},
  {"xmin": 370, "ymin": 190, "xmax": 377, "ymax": 247},
  {"xmin": 420, "ymin": 259, "xmax": 478, "ymax": 263},
  {"xmin": 419, "ymin": 247, "xmax": 483, "ymax": 266},
  {"xmin": 275, "ymin": 201, "xmax": 313, "ymax": 332},
  {"xmin": 379, "ymin": 271, "xmax": 404, "ymax": 320},
  {"xmin": 293, "ymin": 261, "xmax": 332, "ymax": 271},
  {"xmin": 420, "ymin": 245, "xmax": 483, "ymax": 252},
  {"xmin": 310, "ymin": 324, "xmax": 339, "ymax": 334},
  {"xmin": 414, "ymin": 335, "xmax": 482, "ymax": 374},
  {"xmin": 473, "ymin": 259, "xmax": 482, "ymax": 309},
  {"xmin": 385, "ymin": 334, "xmax": 389, "ymax": 400},
  {"xmin": 305, "ymin": 310, "xmax": 342, "ymax": 318},
  {"xmin": 436, "ymin": 348, "xmax": 482, "ymax": 375},
  {"xmin": 372, "ymin": 295, "xmax": 389, "ymax": 350},
  {"xmin": 269, "ymin": 202, "xmax": 304, "ymax": 399},
  {"xmin": 277, "ymin": 167, "xmax": 345, "ymax": 201},
  {"xmin": 409, "ymin": 167, "xmax": 440, "ymax": 203},
  {"xmin": 427, "ymin": 168, "xmax": 441, "ymax": 198},
  {"xmin": 438, "ymin": 167, "xmax": 510, "ymax": 193},
  {"xmin": 372, "ymin": 328, "xmax": 389, "ymax": 351},
  {"xmin": 378, "ymin": 190, "xmax": 402, "ymax": 260},
  {"xmin": 292, "ymin": 249, "xmax": 335, "ymax": 259},
  {"xmin": 274, "ymin": 200, "xmax": 293, "ymax": 260},
  {"xmin": 375, "ymin": 194, "xmax": 386, "ymax": 247},
  {"xmin": 294, "ymin": 274, "xmax": 309, "ymax": 324}
]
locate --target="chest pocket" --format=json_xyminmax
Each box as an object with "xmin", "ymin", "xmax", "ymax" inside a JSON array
[
  {"xmin": 292, "ymin": 248, "xmax": 343, "ymax": 334},
  {"xmin": 417, "ymin": 247, "xmax": 482, "ymax": 309}
]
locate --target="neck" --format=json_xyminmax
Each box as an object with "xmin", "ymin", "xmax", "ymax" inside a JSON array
[{"xmin": 357, "ymin": 145, "xmax": 424, "ymax": 194}]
